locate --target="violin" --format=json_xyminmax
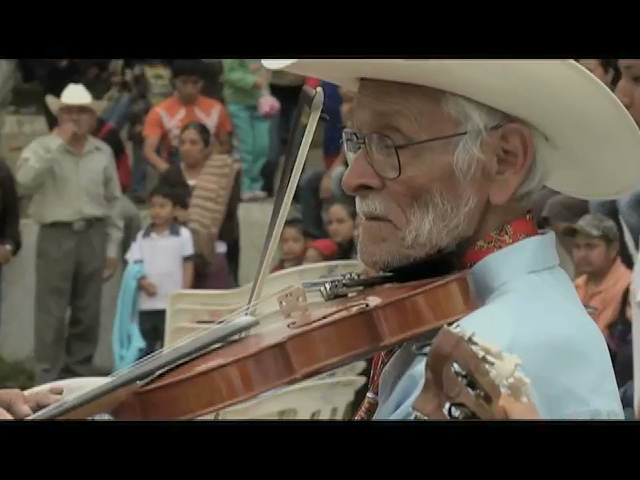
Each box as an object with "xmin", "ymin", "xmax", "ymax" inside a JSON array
[
  {"xmin": 118, "ymin": 271, "xmax": 475, "ymax": 419},
  {"xmin": 30, "ymin": 268, "xmax": 474, "ymax": 420},
  {"xmin": 29, "ymin": 85, "xmax": 475, "ymax": 421}
]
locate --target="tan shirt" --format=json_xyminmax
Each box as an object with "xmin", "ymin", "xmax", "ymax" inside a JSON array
[{"xmin": 15, "ymin": 133, "xmax": 123, "ymax": 258}]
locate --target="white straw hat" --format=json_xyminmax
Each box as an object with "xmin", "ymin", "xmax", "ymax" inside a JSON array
[
  {"xmin": 263, "ymin": 59, "xmax": 640, "ymax": 201},
  {"xmin": 45, "ymin": 83, "xmax": 108, "ymax": 116}
]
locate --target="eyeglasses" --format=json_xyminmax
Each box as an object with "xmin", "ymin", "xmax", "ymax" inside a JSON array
[{"xmin": 341, "ymin": 124, "xmax": 504, "ymax": 180}]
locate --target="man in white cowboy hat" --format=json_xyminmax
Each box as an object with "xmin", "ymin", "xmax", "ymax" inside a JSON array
[
  {"xmin": 15, "ymin": 82, "xmax": 123, "ymax": 384},
  {"xmin": 263, "ymin": 59, "xmax": 640, "ymax": 420}
]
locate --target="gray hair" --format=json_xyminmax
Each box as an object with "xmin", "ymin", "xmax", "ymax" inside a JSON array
[{"xmin": 441, "ymin": 93, "xmax": 549, "ymax": 204}]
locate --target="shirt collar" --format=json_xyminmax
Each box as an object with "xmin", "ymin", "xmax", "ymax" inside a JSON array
[
  {"xmin": 470, "ymin": 231, "xmax": 560, "ymax": 303},
  {"xmin": 142, "ymin": 221, "xmax": 181, "ymax": 238},
  {"xmin": 58, "ymin": 134, "xmax": 104, "ymax": 155}
]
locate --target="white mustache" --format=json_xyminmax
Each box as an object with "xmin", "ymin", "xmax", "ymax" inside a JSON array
[{"xmin": 356, "ymin": 197, "xmax": 388, "ymax": 218}]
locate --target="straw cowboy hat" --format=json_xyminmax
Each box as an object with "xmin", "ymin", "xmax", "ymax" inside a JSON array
[
  {"xmin": 262, "ymin": 59, "xmax": 640, "ymax": 201},
  {"xmin": 45, "ymin": 83, "xmax": 108, "ymax": 116}
]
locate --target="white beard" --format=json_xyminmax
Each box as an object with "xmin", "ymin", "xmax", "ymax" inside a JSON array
[{"xmin": 356, "ymin": 186, "xmax": 477, "ymax": 270}]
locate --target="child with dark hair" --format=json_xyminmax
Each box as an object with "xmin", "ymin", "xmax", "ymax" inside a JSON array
[
  {"xmin": 143, "ymin": 59, "xmax": 233, "ymax": 172},
  {"xmin": 157, "ymin": 121, "xmax": 241, "ymax": 288},
  {"xmin": 124, "ymin": 184, "xmax": 194, "ymax": 357},
  {"xmin": 325, "ymin": 200, "xmax": 358, "ymax": 260},
  {"xmin": 271, "ymin": 218, "xmax": 308, "ymax": 272},
  {"xmin": 576, "ymin": 59, "xmax": 620, "ymax": 90}
]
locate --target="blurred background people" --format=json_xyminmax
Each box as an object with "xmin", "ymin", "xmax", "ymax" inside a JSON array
[
  {"xmin": 157, "ymin": 122, "xmax": 239, "ymax": 288},
  {"xmin": 143, "ymin": 59, "xmax": 233, "ymax": 174},
  {"xmin": 222, "ymin": 59, "xmax": 274, "ymax": 202}
]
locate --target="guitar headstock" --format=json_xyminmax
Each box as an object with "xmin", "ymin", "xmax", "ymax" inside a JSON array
[
  {"xmin": 452, "ymin": 325, "xmax": 531, "ymax": 402},
  {"xmin": 413, "ymin": 324, "xmax": 537, "ymax": 420}
]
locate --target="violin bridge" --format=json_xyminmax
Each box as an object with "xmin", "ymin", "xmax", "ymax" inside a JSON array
[{"xmin": 278, "ymin": 286, "xmax": 310, "ymax": 320}]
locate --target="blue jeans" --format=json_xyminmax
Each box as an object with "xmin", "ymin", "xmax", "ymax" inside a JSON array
[
  {"xmin": 269, "ymin": 96, "xmax": 297, "ymax": 163},
  {"xmin": 130, "ymin": 145, "xmax": 147, "ymax": 196},
  {"xmin": 227, "ymin": 104, "xmax": 272, "ymax": 194},
  {"xmin": 320, "ymin": 81, "xmax": 343, "ymax": 160},
  {"xmin": 100, "ymin": 93, "xmax": 132, "ymax": 131},
  {"xmin": 131, "ymin": 144, "xmax": 181, "ymax": 196}
]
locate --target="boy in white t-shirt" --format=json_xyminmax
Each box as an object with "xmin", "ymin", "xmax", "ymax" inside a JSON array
[{"xmin": 125, "ymin": 185, "xmax": 195, "ymax": 356}]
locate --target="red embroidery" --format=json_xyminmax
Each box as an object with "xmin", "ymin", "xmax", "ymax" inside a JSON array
[
  {"xmin": 462, "ymin": 212, "xmax": 539, "ymax": 268},
  {"xmin": 353, "ymin": 212, "xmax": 538, "ymax": 420}
]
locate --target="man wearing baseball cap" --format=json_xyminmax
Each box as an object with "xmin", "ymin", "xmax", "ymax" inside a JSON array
[
  {"xmin": 567, "ymin": 213, "xmax": 632, "ymax": 352},
  {"xmin": 540, "ymin": 194, "xmax": 590, "ymax": 278}
]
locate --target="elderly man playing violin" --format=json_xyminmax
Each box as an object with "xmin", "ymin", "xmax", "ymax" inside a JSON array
[{"xmin": 263, "ymin": 59, "xmax": 640, "ymax": 420}]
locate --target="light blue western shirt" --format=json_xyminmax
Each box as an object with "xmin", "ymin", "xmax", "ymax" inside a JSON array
[{"xmin": 373, "ymin": 232, "xmax": 624, "ymax": 420}]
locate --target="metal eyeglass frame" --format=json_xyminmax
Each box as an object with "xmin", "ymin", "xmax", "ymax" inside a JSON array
[{"xmin": 341, "ymin": 124, "xmax": 505, "ymax": 180}]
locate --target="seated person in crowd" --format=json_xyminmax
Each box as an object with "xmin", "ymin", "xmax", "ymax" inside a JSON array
[
  {"xmin": 567, "ymin": 213, "xmax": 631, "ymax": 363},
  {"xmin": 325, "ymin": 200, "xmax": 358, "ymax": 260},
  {"xmin": 298, "ymin": 86, "xmax": 356, "ymax": 239},
  {"xmin": 157, "ymin": 122, "xmax": 240, "ymax": 288},
  {"xmin": 581, "ymin": 58, "xmax": 640, "ymax": 266},
  {"xmin": 271, "ymin": 217, "xmax": 308, "ymax": 273},
  {"xmin": 125, "ymin": 185, "xmax": 195, "ymax": 357},
  {"xmin": 143, "ymin": 59, "xmax": 233, "ymax": 172},
  {"xmin": 303, "ymin": 238, "xmax": 338, "ymax": 265},
  {"xmin": 539, "ymin": 194, "xmax": 590, "ymax": 278}
]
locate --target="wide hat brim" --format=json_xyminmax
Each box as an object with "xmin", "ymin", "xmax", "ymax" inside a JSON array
[
  {"xmin": 263, "ymin": 59, "xmax": 640, "ymax": 201},
  {"xmin": 45, "ymin": 94, "xmax": 108, "ymax": 116}
]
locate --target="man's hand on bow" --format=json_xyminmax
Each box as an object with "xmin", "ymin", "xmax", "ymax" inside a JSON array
[{"xmin": 0, "ymin": 385, "xmax": 64, "ymax": 419}]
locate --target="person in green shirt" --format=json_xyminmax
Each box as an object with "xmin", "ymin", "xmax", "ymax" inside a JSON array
[{"xmin": 222, "ymin": 59, "xmax": 273, "ymax": 201}]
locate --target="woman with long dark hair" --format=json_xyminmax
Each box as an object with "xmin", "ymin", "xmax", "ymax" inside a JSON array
[
  {"xmin": 324, "ymin": 200, "xmax": 358, "ymax": 260},
  {"xmin": 157, "ymin": 121, "xmax": 241, "ymax": 288}
]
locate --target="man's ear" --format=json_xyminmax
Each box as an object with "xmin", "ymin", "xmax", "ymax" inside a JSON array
[{"xmin": 487, "ymin": 124, "xmax": 535, "ymax": 206}]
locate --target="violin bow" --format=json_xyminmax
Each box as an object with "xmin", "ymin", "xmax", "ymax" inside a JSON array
[{"xmin": 245, "ymin": 86, "xmax": 325, "ymax": 316}]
